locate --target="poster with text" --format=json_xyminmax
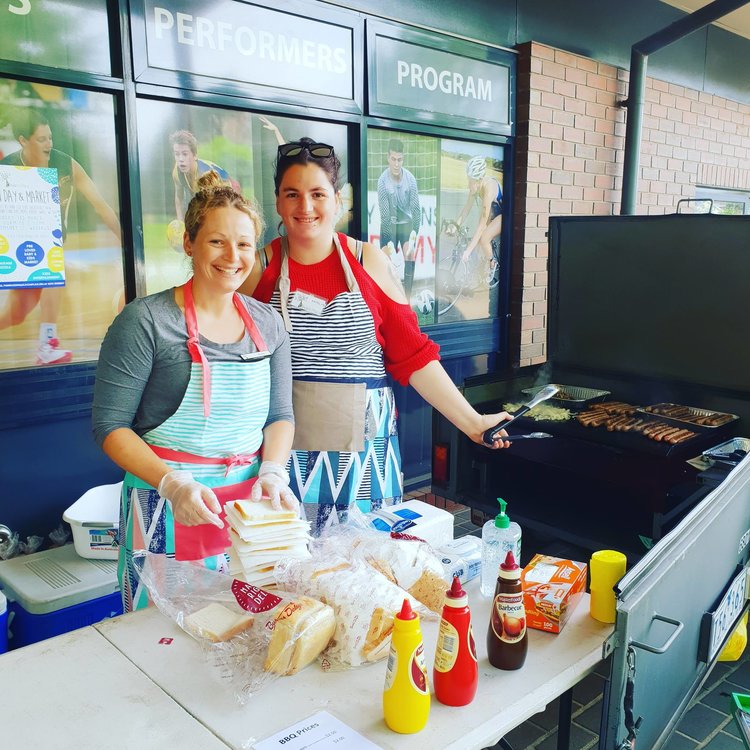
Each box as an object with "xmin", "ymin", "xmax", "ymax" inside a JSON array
[
  {"xmin": 0, "ymin": 80, "xmax": 123, "ymax": 370},
  {"xmin": 0, "ymin": 165, "xmax": 64, "ymax": 289}
]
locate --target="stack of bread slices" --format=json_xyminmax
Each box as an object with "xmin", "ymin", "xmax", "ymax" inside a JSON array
[{"xmin": 225, "ymin": 499, "xmax": 311, "ymax": 587}]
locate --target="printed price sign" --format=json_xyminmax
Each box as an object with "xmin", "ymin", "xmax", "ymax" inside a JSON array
[
  {"xmin": 253, "ymin": 710, "xmax": 382, "ymax": 750},
  {"xmin": 0, "ymin": 165, "xmax": 64, "ymax": 289}
]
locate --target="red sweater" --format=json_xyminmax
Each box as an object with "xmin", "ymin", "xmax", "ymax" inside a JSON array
[{"xmin": 253, "ymin": 234, "xmax": 440, "ymax": 385}]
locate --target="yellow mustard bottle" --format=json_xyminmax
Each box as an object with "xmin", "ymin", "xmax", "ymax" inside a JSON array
[{"xmin": 383, "ymin": 598, "xmax": 431, "ymax": 733}]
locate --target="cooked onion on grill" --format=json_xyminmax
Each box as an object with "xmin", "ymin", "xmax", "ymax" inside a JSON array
[{"xmin": 503, "ymin": 402, "xmax": 572, "ymax": 422}]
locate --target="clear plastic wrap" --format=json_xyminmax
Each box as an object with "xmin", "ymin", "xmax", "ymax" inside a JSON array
[
  {"xmin": 274, "ymin": 525, "xmax": 449, "ymax": 669},
  {"xmin": 136, "ymin": 553, "xmax": 335, "ymax": 704}
]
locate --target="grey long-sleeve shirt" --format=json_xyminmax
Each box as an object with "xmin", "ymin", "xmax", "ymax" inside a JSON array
[
  {"xmin": 92, "ymin": 289, "xmax": 293, "ymax": 448},
  {"xmin": 377, "ymin": 167, "xmax": 421, "ymax": 247}
]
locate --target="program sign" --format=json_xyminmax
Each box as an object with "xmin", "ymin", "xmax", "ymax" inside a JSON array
[{"xmin": 374, "ymin": 34, "xmax": 510, "ymax": 128}]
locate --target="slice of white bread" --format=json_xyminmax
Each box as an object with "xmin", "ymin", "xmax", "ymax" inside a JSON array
[
  {"xmin": 362, "ymin": 606, "xmax": 394, "ymax": 662},
  {"xmin": 185, "ymin": 603, "xmax": 254, "ymax": 643},
  {"xmin": 264, "ymin": 596, "xmax": 336, "ymax": 675},
  {"xmin": 231, "ymin": 498, "xmax": 299, "ymax": 523}
]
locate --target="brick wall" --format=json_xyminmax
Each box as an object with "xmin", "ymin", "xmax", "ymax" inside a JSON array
[{"xmin": 511, "ymin": 41, "xmax": 750, "ymax": 368}]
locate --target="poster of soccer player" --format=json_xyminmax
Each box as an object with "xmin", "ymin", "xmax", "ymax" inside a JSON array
[{"xmin": 366, "ymin": 128, "xmax": 438, "ymax": 323}]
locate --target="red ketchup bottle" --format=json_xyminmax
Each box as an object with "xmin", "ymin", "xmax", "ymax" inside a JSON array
[
  {"xmin": 487, "ymin": 551, "xmax": 528, "ymax": 670},
  {"xmin": 433, "ymin": 576, "xmax": 479, "ymax": 706}
]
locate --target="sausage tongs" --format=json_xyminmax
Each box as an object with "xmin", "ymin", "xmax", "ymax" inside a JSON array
[{"xmin": 482, "ymin": 384, "xmax": 560, "ymax": 446}]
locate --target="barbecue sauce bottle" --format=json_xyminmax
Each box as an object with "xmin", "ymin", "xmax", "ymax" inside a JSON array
[
  {"xmin": 487, "ymin": 551, "xmax": 528, "ymax": 670},
  {"xmin": 383, "ymin": 598, "xmax": 430, "ymax": 733},
  {"xmin": 433, "ymin": 576, "xmax": 479, "ymax": 706}
]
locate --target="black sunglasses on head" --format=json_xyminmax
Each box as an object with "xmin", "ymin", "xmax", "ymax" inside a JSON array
[{"xmin": 277, "ymin": 141, "xmax": 335, "ymax": 158}]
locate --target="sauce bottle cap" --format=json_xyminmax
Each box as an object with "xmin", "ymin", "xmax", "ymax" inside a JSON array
[
  {"xmin": 501, "ymin": 550, "xmax": 519, "ymax": 570},
  {"xmin": 446, "ymin": 575, "xmax": 466, "ymax": 599},
  {"xmin": 398, "ymin": 598, "xmax": 417, "ymax": 620}
]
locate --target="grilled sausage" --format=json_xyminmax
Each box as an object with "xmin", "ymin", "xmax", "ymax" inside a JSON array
[{"xmin": 665, "ymin": 429, "xmax": 693, "ymax": 444}]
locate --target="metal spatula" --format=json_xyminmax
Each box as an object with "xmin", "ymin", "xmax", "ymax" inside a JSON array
[{"xmin": 482, "ymin": 384, "xmax": 560, "ymax": 446}]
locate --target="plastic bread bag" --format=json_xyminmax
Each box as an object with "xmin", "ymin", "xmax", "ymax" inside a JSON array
[
  {"xmin": 298, "ymin": 496, "xmax": 404, "ymax": 538},
  {"xmin": 308, "ymin": 517, "xmax": 450, "ymax": 614},
  {"xmin": 135, "ymin": 553, "xmax": 335, "ymax": 703},
  {"xmin": 274, "ymin": 541, "xmax": 434, "ymax": 670},
  {"xmin": 345, "ymin": 529, "xmax": 451, "ymax": 614}
]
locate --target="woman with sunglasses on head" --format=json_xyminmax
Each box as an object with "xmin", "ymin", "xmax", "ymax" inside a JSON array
[
  {"xmin": 239, "ymin": 138, "xmax": 511, "ymax": 534},
  {"xmin": 93, "ymin": 171, "xmax": 296, "ymax": 612}
]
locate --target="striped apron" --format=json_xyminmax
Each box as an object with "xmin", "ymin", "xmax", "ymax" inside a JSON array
[
  {"xmin": 271, "ymin": 234, "xmax": 402, "ymax": 535},
  {"xmin": 118, "ymin": 279, "xmax": 272, "ymax": 612}
]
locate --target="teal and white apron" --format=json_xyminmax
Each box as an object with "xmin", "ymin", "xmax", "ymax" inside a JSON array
[
  {"xmin": 118, "ymin": 278, "xmax": 271, "ymax": 612},
  {"xmin": 271, "ymin": 233, "xmax": 402, "ymax": 535}
]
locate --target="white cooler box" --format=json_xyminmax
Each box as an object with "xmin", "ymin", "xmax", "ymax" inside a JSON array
[
  {"xmin": 0, "ymin": 544, "xmax": 122, "ymax": 649},
  {"xmin": 63, "ymin": 482, "xmax": 121, "ymax": 560},
  {"xmin": 0, "ymin": 590, "xmax": 7, "ymax": 654},
  {"xmin": 366, "ymin": 500, "xmax": 454, "ymax": 548}
]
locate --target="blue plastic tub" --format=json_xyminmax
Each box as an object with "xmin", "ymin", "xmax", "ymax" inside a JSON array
[
  {"xmin": 7, "ymin": 590, "xmax": 123, "ymax": 649},
  {"xmin": 0, "ymin": 590, "xmax": 7, "ymax": 654}
]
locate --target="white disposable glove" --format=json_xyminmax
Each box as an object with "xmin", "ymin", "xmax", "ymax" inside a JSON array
[
  {"xmin": 157, "ymin": 470, "xmax": 224, "ymax": 528},
  {"xmin": 249, "ymin": 461, "xmax": 299, "ymax": 512}
]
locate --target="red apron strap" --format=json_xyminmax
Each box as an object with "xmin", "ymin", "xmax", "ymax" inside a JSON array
[
  {"xmin": 150, "ymin": 444, "xmax": 260, "ymax": 477},
  {"xmin": 182, "ymin": 279, "xmax": 212, "ymax": 418},
  {"xmin": 232, "ymin": 293, "xmax": 268, "ymax": 352}
]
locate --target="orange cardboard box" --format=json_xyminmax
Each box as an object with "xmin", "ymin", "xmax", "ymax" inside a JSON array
[{"xmin": 521, "ymin": 554, "xmax": 588, "ymax": 634}]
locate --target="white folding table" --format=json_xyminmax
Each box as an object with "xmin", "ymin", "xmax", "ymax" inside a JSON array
[
  {"xmin": 0, "ymin": 624, "xmax": 230, "ymax": 749},
  {"xmin": 94, "ymin": 585, "xmax": 612, "ymax": 750}
]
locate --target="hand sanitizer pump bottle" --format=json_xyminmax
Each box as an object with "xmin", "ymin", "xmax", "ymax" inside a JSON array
[{"xmin": 480, "ymin": 498, "xmax": 522, "ymax": 597}]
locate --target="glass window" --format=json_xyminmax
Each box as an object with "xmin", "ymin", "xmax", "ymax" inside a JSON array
[
  {"xmin": 437, "ymin": 138, "xmax": 504, "ymax": 323},
  {"xmin": 137, "ymin": 101, "xmax": 351, "ymax": 294},
  {"xmin": 367, "ymin": 128, "xmax": 505, "ymax": 324},
  {"xmin": 695, "ymin": 186, "xmax": 749, "ymax": 215},
  {"xmin": 366, "ymin": 128, "xmax": 438, "ymax": 324},
  {"xmin": 0, "ymin": 78, "xmax": 123, "ymax": 370},
  {"xmin": 0, "ymin": 0, "xmax": 112, "ymax": 75}
]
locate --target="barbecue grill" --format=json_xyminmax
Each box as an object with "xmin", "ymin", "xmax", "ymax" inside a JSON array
[{"xmin": 432, "ymin": 214, "xmax": 750, "ymax": 559}]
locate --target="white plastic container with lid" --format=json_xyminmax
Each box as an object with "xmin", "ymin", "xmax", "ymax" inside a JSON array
[
  {"xmin": 480, "ymin": 498, "xmax": 522, "ymax": 597},
  {"xmin": 437, "ymin": 536, "xmax": 483, "ymax": 584},
  {"xmin": 0, "ymin": 544, "xmax": 121, "ymax": 648},
  {"xmin": 0, "ymin": 544, "xmax": 119, "ymax": 616},
  {"xmin": 63, "ymin": 482, "xmax": 122, "ymax": 560},
  {"xmin": 365, "ymin": 499, "xmax": 454, "ymax": 548}
]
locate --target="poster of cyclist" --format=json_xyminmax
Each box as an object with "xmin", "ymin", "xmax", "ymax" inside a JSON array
[
  {"xmin": 366, "ymin": 128, "xmax": 438, "ymax": 323},
  {"xmin": 137, "ymin": 102, "xmax": 350, "ymax": 296},
  {"xmin": 437, "ymin": 138, "xmax": 504, "ymax": 324}
]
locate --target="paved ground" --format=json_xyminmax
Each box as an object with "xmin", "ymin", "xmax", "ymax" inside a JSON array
[{"xmin": 405, "ymin": 490, "xmax": 750, "ymax": 750}]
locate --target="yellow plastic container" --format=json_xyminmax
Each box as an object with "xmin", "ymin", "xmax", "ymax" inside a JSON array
[
  {"xmin": 719, "ymin": 612, "xmax": 749, "ymax": 662},
  {"xmin": 589, "ymin": 550, "xmax": 627, "ymax": 623},
  {"xmin": 383, "ymin": 599, "xmax": 430, "ymax": 733}
]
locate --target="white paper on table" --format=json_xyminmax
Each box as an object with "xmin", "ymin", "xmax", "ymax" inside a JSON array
[{"xmin": 252, "ymin": 710, "xmax": 382, "ymax": 750}]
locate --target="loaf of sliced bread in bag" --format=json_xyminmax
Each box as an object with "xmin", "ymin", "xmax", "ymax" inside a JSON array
[{"xmin": 264, "ymin": 596, "xmax": 336, "ymax": 676}]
